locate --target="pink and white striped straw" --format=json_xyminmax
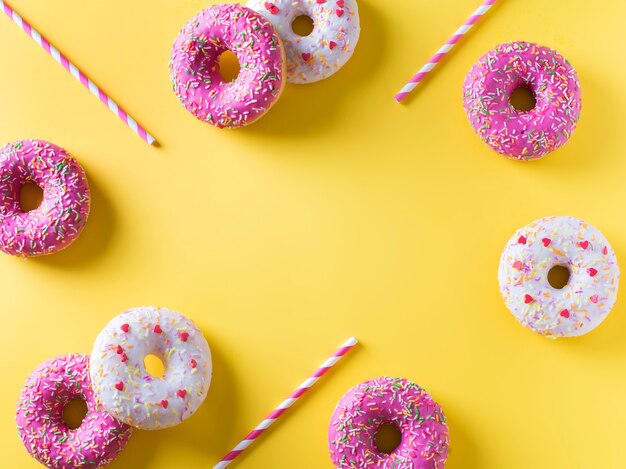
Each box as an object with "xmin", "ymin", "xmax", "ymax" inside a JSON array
[
  {"xmin": 214, "ymin": 337, "xmax": 358, "ymax": 469},
  {"xmin": 0, "ymin": 0, "xmax": 156, "ymax": 145},
  {"xmin": 394, "ymin": 0, "xmax": 498, "ymax": 103}
]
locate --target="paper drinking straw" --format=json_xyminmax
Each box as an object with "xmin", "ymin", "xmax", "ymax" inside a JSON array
[
  {"xmin": 394, "ymin": 0, "xmax": 498, "ymax": 103},
  {"xmin": 214, "ymin": 337, "xmax": 358, "ymax": 468},
  {"xmin": 0, "ymin": 0, "xmax": 156, "ymax": 145}
]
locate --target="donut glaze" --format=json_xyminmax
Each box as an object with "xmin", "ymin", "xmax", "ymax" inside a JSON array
[
  {"xmin": 499, "ymin": 216, "xmax": 619, "ymax": 338},
  {"xmin": 0, "ymin": 140, "xmax": 90, "ymax": 257},
  {"xmin": 247, "ymin": 0, "xmax": 360, "ymax": 83},
  {"xmin": 463, "ymin": 41, "xmax": 582, "ymax": 160},
  {"xmin": 90, "ymin": 306, "xmax": 212, "ymax": 430},
  {"xmin": 170, "ymin": 4, "xmax": 286, "ymax": 128},
  {"xmin": 16, "ymin": 354, "xmax": 131, "ymax": 469},
  {"xmin": 329, "ymin": 377, "xmax": 449, "ymax": 469}
]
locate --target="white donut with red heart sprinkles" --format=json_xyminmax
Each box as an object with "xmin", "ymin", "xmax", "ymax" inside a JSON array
[
  {"xmin": 247, "ymin": 0, "xmax": 360, "ymax": 83},
  {"xmin": 90, "ymin": 306, "xmax": 212, "ymax": 430},
  {"xmin": 498, "ymin": 216, "xmax": 619, "ymax": 338}
]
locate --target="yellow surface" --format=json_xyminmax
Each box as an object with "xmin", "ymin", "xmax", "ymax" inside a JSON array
[{"xmin": 1, "ymin": 0, "xmax": 625, "ymax": 467}]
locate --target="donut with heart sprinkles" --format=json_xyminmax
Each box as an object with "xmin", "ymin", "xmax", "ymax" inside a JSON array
[
  {"xmin": 499, "ymin": 216, "xmax": 620, "ymax": 338},
  {"xmin": 89, "ymin": 306, "xmax": 212, "ymax": 430},
  {"xmin": 248, "ymin": 0, "xmax": 360, "ymax": 83},
  {"xmin": 16, "ymin": 354, "xmax": 131, "ymax": 469}
]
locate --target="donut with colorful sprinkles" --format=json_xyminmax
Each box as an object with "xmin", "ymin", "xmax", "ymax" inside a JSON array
[
  {"xmin": 499, "ymin": 216, "xmax": 619, "ymax": 338},
  {"xmin": 0, "ymin": 139, "xmax": 90, "ymax": 257},
  {"xmin": 328, "ymin": 377, "xmax": 449, "ymax": 469},
  {"xmin": 90, "ymin": 306, "xmax": 212, "ymax": 430},
  {"xmin": 169, "ymin": 3, "xmax": 286, "ymax": 128},
  {"xmin": 16, "ymin": 354, "xmax": 132, "ymax": 469},
  {"xmin": 463, "ymin": 41, "xmax": 582, "ymax": 160},
  {"xmin": 248, "ymin": 0, "xmax": 360, "ymax": 83}
]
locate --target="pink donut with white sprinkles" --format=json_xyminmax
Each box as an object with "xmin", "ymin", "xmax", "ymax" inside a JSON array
[
  {"xmin": 499, "ymin": 216, "xmax": 619, "ymax": 338},
  {"xmin": 90, "ymin": 306, "xmax": 212, "ymax": 430},
  {"xmin": 16, "ymin": 354, "xmax": 132, "ymax": 469},
  {"xmin": 169, "ymin": 3, "xmax": 286, "ymax": 128},
  {"xmin": 248, "ymin": 0, "xmax": 360, "ymax": 83},
  {"xmin": 463, "ymin": 41, "xmax": 582, "ymax": 160},
  {"xmin": 0, "ymin": 140, "xmax": 90, "ymax": 257},
  {"xmin": 329, "ymin": 377, "xmax": 449, "ymax": 469}
]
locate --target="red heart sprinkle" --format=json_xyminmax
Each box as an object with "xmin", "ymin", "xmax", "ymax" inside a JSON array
[
  {"xmin": 512, "ymin": 261, "xmax": 523, "ymax": 270},
  {"xmin": 559, "ymin": 309, "xmax": 570, "ymax": 318},
  {"xmin": 336, "ymin": 9, "xmax": 344, "ymax": 17},
  {"xmin": 161, "ymin": 400, "xmax": 169, "ymax": 409},
  {"xmin": 524, "ymin": 294, "xmax": 534, "ymax": 304},
  {"xmin": 579, "ymin": 240, "xmax": 589, "ymax": 250},
  {"xmin": 120, "ymin": 323, "xmax": 130, "ymax": 333},
  {"xmin": 154, "ymin": 324, "xmax": 163, "ymax": 334},
  {"xmin": 302, "ymin": 53, "xmax": 312, "ymax": 62},
  {"xmin": 115, "ymin": 381, "xmax": 124, "ymax": 391},
  {"xmin": 329, "ymin": 41, "xmax": 337, "ymax": 50},
  {"xmin": 116, "ymin": 345, "xmax": 124, "ymax": 354},
  {"xmin": 337, "ymin": 0, "xmax": 345, "ymax": 7},
  {"xmin": 518, "ymin": 236, "xmax": 526, "ymax": 245},
  {"xmin": 190, "ymin": 359, "xmax": 198, "ymax": 369},
  {"xmin": 180, "ymin": 331, "xmax": 189, "ymax": 342},
  {"xmin": 603, "ymin": 246, "xmax": 608, "ymax": 255},
  {"xmin": 264, "ymin": 2, "xmax": 279, "ymax": 14},
  {"xmin": 177, "ymin": 389, "xmax": 187, "ymax": 398},
  {"xmin": 590, "ymin": 294, "xmax": 599, "ymax": 304},
  {"xmin": 542, "ymin": 238, "xmax": 551, "ymax": 247},
  {"xmin": 588, "ymin": 268, "xmax": 598, "ymax": 277},
  {"xmin": 317, "ymin": 0, "xmax": 325, "ymax": 3},
  {"xmin": 121, "ymin": 353, "xmax": 128, "ymax": 363}
]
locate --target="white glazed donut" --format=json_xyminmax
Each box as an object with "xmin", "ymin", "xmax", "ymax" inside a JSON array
[
  {"xmin": 247, "ymin": 0, "xmax": 360, "ymax": 83},
  {"xmin": 498, "ymin": 216, "xmax": 619, "ymax": 338},
  {"xmin": 90, "ymin": 306, "xmax": 212, "ymax": 430}
]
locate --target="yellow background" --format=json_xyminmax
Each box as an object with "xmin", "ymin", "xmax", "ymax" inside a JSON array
[{"xmin": 1, "ymin": 0, "xmax": 625, "ymax": 467}]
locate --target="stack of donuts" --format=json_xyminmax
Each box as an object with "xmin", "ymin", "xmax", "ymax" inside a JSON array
[
  {"xmin": 169, "ymin": 1, "xmax": 361, "ymax": 128},
  {"xmin": 16, "ymin": 307, "xmax": 212, "ymax": 468}
]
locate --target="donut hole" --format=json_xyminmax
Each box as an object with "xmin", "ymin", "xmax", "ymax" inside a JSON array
[
  {"xmin": 144, "ymin": 354, "xmax": 166, "ymax": 378},
  {"xmin": 218, "ymin": 50, "xmax": 241, "ymax": 82},
  {"xmin": 292, "ymin": 15, "xmax": 314, "ymax": 37},
  {"xmin": 510, "ymin": 86, "xmax": 537, "ymax": 112},
  {"xmin": 375, "ymin": 423, "xmax": 402, "ymax": 454},
  {"xmin": 19, "ymin": 182, "xmax": 43, "ymax": 212},
  {"xmin": 548, "ymin": 265, "xmax": 571, "ymax": 289},
  {"xmin": 62, "ymin": 397, "xmax": 88, "ymax": 429}
]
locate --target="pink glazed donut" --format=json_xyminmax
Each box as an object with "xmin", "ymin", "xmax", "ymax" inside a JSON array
[
  {"xmin": 0, "ymin": 140, "xmax": 90, "ymax": 257},
  {"xmin": 169, "ymin": 3, "xmax": 286, "ymax": 128},
  {"xmin": 329, "ymin": 377, "xmax": 449, "ymax": 469},
  {"xmin": 16, "ymin": 354, "xmax": 132, "ymax": 469},
  {"xmin": 463, "ymin": 41, "xmax": 582, "ymax": 160}
]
